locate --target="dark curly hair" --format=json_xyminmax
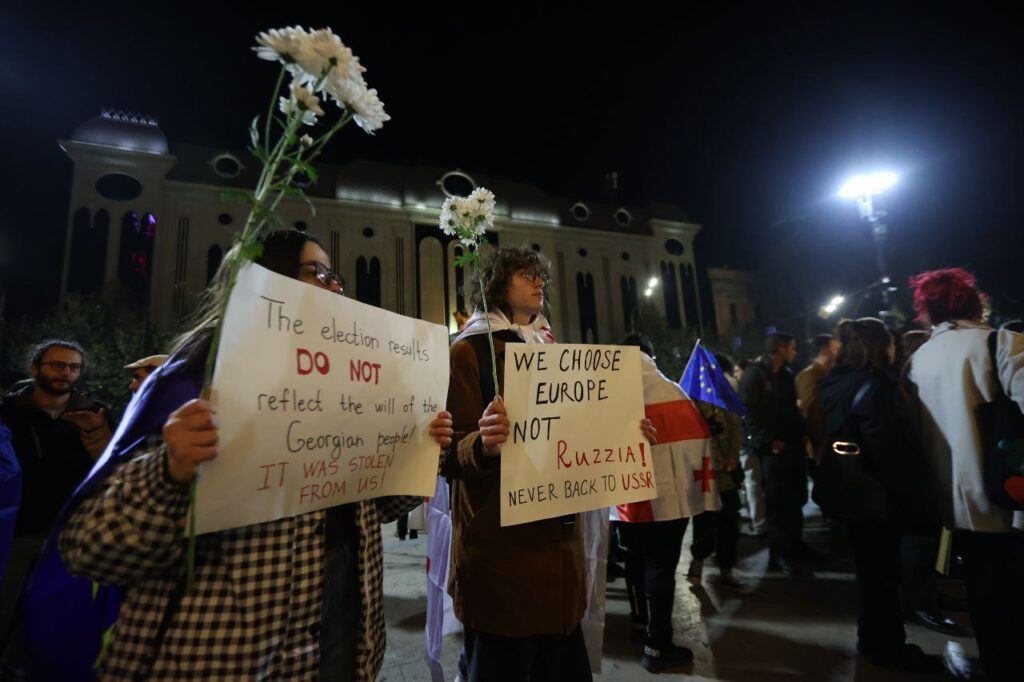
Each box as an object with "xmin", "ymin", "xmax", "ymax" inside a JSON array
[
  {"xmin": 909, "ymin": 267, "xmax": 988, "ymax": 325},
  {"xmin": 835, "ymin": 317, "xmax": 892, "ymax": 371},
  {"xmin": 466, "ymin": 245, "xmax": 551, "ymax": 318}
]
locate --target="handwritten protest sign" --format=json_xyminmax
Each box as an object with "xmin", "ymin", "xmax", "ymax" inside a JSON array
[
  {"xmin": 500, "ymin": 344, "xmax": 654, "ymax": 526},
  {"xmin": 195, "ymin": 262, "xmax": 449, "ymax": 534}
]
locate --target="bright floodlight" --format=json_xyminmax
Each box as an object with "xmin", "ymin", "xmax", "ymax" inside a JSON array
[
  {"xmin": 647, "ymin": 277, "xmax": 659, "ymax": 288},
  {"xmin": 644, "ymin": 288, "xmax": 654, "ymax": 298},
  {"xmin": 821, "ymin": 294, "xmax": 845, "ymax": 317},
  {"xmin": 838, "ymin": 172, "xmax": 898, "ymax": 198}
]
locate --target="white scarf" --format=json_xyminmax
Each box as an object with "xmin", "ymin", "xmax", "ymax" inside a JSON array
[{"xmin": 454, "ymin": 309, "xmax": 556, "ymax": 345}]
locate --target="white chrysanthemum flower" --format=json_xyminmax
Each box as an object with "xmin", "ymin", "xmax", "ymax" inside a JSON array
[
  {"xmin": 304, "ymin": 28, "xmax": 365, "ymax": 83},
  {"xmin": 439, "ymin": 197, "xmax": 459, "ymax": 236},
  {"xmin": 460, "ymin": 236, "xmax": 478, "ymax": 247},
  {"xmin": 467, "ymin": 187, "xmax": 496, "ymax": 229},
  {"xmin": 350, "ymin": 87, "xmax": 389, "ymax": 133},
  {"xmin": 325, "ymin": 77, "xmax": 390, "ymax": 133},
  {"xmin": 300, "ymin": 134, "xmax": 314, "ymax": 147},
  {"xmin": 254, "ymin": 26, "xmax": 309, "ymax": 65}
]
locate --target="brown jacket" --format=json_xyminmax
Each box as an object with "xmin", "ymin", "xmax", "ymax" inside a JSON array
[
  {"xmin": 796, "ymin": 361, "xmax": 829, "ymax": 456},
  {"xmin": 442, "ymin": 334, "xmax": 587, "ymax": 637}
]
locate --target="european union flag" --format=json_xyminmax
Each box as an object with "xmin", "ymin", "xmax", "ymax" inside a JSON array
[{"xmin": 680, "ymin": 340, "xmax": 747, "ymax": 417}]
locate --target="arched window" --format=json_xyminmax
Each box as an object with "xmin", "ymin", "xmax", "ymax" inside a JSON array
[
  {"xmin": 118, "ymin": 211, "xmax": 156, "ymax": 301},
  {"xmin": 207, "ymin": 244, "xmax": 223, "ymax": 284},
  {"xmin": 356, "ymin": 256, "xmax": 382, "ymax": 307},
  {"xmin": 577, "ymin": 272, "xmax": 599, "ymax": 342},
  {"xmin": 661, "ymin": 261, "xmax": 682, "ymax": 330},
  {"xmin": 67, "ymin": 208, "xmax": 108, "ymax": 293},
  {"xmin": 681, "ymin": 263, "xmax": 700, "ymax": 328},
  {"xmin": 620, "ymin": 275, "xmax": 638, "ymax": 332}
]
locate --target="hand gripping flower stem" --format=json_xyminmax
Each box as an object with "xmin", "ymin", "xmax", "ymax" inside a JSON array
[{"xmin": 184, "ymin": 27, "xmax": 390, "ymax": 591}]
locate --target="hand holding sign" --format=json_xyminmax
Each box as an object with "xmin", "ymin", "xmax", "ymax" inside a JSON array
[
  {"xmin": 428, "ymin": 411, "xmax": 454, "ymax": 449},
  {"xmin": 641, "ymin": 418, "xmax": 658, "ymax": 445},
  {"xmin": 479, "ymin": 399, "xmax": 510, "ymax": 457},
  {"xmin": 164, "ymin": 399, "xmax": 221, "ymax": 484}
]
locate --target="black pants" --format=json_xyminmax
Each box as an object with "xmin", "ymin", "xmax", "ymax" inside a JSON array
[
  {"xmin": 848, "ymin": 520, "xmax": 905, "ymax": 656},
  {"xmin": 959, "ymin": 530, "xmax": 1024, "ymax": 682},
  {"xmin": 762, "ymin": 450, "xmax": 807, "ymax": 561},
  {"xmin": 900, "ymin": 533, "xmax": 939, "ymax": 612},
  {"xmin": 691, "ymin": 487, "xmax": 741, "ymax": 570},
  {"xmin": 618, "ymin": 518, "xmax": 688, "ymax": 648},
  {"xmin": 463, "ymin": 624, "xmax": 592, "ymax": 682}
]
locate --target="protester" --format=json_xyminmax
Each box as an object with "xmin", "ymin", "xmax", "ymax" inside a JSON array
[
  {"xmin": 443, "ymin": 247, "xmax": 656, "ymax": 681},
  {"xmin": 58, "ymin": 230, "xmax": 455, "ymax": 680},
  {"xmin": 796, "ymin": 333, "xmax": 839, "ymax": 462},
  {"xmin": 124, "ymin": 354, "xmax": 169, "ymax": 393},
  {"xmin": 819, "ymin": 318, "xmax": 939, "ymax": 673},
  {"xmin": 0, "ymin": 339, "xmax": 112, "ymax": 653},
  {"xmin": 615, "ymin": 333, "xmax": 714, "ymax": 670},
  {"xmin": 905, "ymin": 268, "xmax": 1024, "ymax": 681},
  {"xmin": 739, "ymin": 333, "xmax": 810, "ymax": 575},
  {"xmin": 689, "ymin": 353, "xmax": 754, "ymax": 594}
]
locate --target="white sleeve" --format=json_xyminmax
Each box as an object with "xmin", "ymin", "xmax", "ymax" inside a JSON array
[{"xmin": 996, "ymin": 329, "xmax": 1024, "ymax": 411}]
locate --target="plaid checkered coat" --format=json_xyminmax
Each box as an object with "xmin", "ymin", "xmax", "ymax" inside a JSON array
[{"xmin": 58, "ymin": 354, "xmax": 419, "ymax": 681}]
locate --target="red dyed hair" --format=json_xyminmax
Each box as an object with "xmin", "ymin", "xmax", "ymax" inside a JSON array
[{"xmin": 908, "ymin": 268, "xmax": 988, "ymax": 324}]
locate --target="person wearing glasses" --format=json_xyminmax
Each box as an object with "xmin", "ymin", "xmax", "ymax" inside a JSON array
[
  {"xmin": 0, "ymin": 339, "xmax": 112, "ymax": 654},
  {"xmin": 53, "ymin": 230, "xmax": 454, "ymax": 681}
]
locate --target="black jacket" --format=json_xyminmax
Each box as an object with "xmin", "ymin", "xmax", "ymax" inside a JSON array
[
  {"xmin": 739, "ymin": 357, "xmax": 805, "ymax": 452},
  {"xmin": 0, "ymin": 380, "xmax": 109, "ymax": 535},
  {"xmin": 819, "ymin": 366, "xmax": 935, "ymax": 529}
]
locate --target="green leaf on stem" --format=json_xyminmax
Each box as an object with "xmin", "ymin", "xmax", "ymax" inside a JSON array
[
  {"xmin": 282, "ymin": 186, "xmax": 317, "ymax": 216},
  {"xmin": 237, "ymin": 238, "xmax": 264, "ymax": 263},
  {"xmin": 291, "ymin": 159, "xmax": 319, "ymax": 184},
  {"xmin": 221, "ymin": 189, "xmax": 255, "ymax": 205}
]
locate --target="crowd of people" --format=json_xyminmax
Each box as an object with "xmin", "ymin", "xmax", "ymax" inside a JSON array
[{"xmin": 0, "ymin": 229, "xmax": 1021, "ymax": 681}]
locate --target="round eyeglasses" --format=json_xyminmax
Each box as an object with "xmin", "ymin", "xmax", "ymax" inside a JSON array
[{"xmin": 300, "ymin": 261, "xmax": 344, "ymax": 294}]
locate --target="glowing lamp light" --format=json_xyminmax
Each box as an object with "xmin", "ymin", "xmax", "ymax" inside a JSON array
[
  {"xmin": 821, "ymin": 294, "xmax": 846, "ymax": 317},
  {"xmin": 838, "ymin": 172, "xmax": 898, "ymax": 198}
]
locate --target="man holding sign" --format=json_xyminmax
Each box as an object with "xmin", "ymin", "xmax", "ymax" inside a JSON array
[
  {"xmin": 443, "ymin": 246, "xmax": 656, "ymax": 682},
  {"xmin": 57, "ymin": 231, "xmax": 454, "ymax": 681}
]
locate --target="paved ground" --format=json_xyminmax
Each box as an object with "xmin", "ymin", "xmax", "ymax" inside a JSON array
[{"xmin": 376, "ymin": 505, "xmax": 977, "ymax": 681}]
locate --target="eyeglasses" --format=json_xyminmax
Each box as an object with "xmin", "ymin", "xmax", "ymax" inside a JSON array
[
  {"xmin": 518, "ymin": 269, "xmax": 549, "ymax": 284},
  {"xmin": 300, "ymin": 261, "xmax": 344, "ymax": 294},
  {"xmin": 41, "ymin": 361, "xmax": 82, "ymax": 373}
]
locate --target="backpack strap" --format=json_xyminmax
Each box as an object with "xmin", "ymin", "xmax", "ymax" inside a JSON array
[{"xmin": 464, "ymin": 330, "xmax": 521, "ymax": 412}]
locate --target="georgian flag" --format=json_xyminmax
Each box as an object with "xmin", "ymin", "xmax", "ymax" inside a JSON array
[{"xmin": 615, "ymin": 353, "xmax": 717, "ymax": 523}]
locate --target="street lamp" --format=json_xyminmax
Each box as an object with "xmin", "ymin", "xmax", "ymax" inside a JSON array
[
  {"xmin": 644, "ymin": 276, "xmax": 659, "ymax": 298},
  {"xmin": 839, "ymin": 172, "xmax": 898, "ymax": 312},
  {"xmin": 821, "ymin": 294, "xmax": 845, "ymax": 317}
]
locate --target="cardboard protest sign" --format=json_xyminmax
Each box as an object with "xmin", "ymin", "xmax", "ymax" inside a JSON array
[
  {"xmin": 195, "ymin": 262, "xmax": 449, "ymax": 534},
  {"xmin": 500, "ymin": 344, "xmax": 654, "ymax": 526}
]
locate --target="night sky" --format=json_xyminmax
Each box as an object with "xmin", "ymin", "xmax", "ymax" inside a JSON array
[{"xmin": 2, "ymin": 2, "xmax": 1020, "ymax": 323}]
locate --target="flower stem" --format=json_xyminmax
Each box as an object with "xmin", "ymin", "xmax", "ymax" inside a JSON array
[
  {"xmin": 264, "ymin": 67, "xmax": 287, "ymax": 157},
  {"xmin": 186, "ymin": 103, "xmax": 303, "ymax": 592},
  {"xmin": 475, "ymin": 261, "xmax": 501, "ymax": 399}
]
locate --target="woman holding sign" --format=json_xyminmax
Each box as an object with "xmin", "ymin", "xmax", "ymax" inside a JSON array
[
  {"xmin": 57, "ymin": 230, "xmax": 454, "ymax": 681},
  {"xmin": 444, "ymin": 246, "xmax": 656, "ymax": 682}
]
